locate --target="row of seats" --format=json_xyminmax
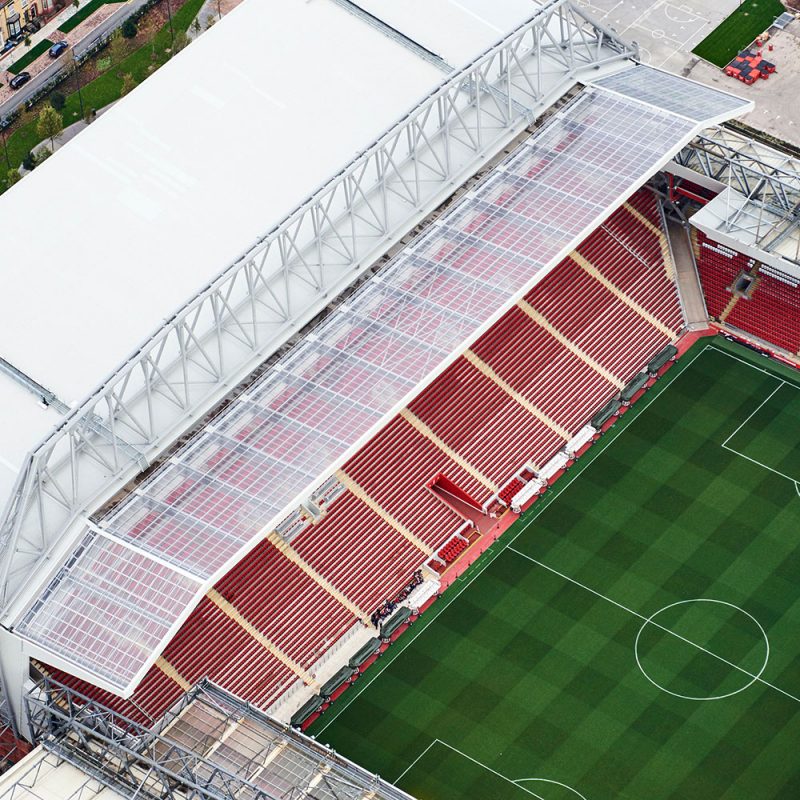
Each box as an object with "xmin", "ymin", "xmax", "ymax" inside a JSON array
[
  {"xmin": 726, "ymin": 267, "xmax": 800, "ymax": 354},
  {"xmin": 577, "ymin": 208, "xmax": 683, "ymax": 331},
  {"xmin": 696, "ymin": 232, "xmax": 800, "ymax": 353},
  {"xmin": 408, "ymin": 356, "xmax": 564, "ymax": 486},
  {"xmin": 438, "ymin": 537, "xmax": 468, "ymax": 564},
  {"xmin": 498, "ymin": 477, "xmax": 525, "ymax": 505},
  {"xmin": 41, "ymin": 189, "xmax": 684, "ymax": 723},
  {"xmin": 695, "ymin": 232, "xmax": 752, "ymax": 318}
]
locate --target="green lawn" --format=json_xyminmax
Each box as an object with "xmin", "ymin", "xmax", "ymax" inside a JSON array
[
  {"xmin": 58, "ymin": 0, "xmax": 117, "ymax": 34},
  {"xmin": 8, "ymin": 40, "xmax": 54, "ymax": 75},
  {"xmin": 692, "ymin": 0, "xmax": 785, "ymax": 67},
  {"xmin": 311, "ymin": 338, "xmax": 800, "ymax": 800},
  {"xmin": 725, "ymin": 381, "xmax": 800, "ymax": 484}
]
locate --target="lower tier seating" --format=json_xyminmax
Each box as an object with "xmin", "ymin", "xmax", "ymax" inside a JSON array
[
  {"xmin": 697, "ymin": 232, "xmax": 800, "ymax": 354},
  {"xmin": 43, "ymin": 189, "xmax": 684, "ymax": 722}
]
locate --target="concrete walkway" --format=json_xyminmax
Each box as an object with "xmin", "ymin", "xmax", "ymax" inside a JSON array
[{"xmin": 668, "ymin": 220, "xmax": 708, "ymax": 326}]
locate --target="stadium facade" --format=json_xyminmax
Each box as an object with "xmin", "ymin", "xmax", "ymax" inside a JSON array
[{"xmin": 2, "ymin": 0, "xmax": 800, "ymax": 796}]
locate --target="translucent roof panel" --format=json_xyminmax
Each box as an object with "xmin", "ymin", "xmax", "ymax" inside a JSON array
[
  {"xmin": 18, "ymin": 533, "xmax": 200, "ymax": 685},
  {"xmin": 17, "ymin": 86, "xmax": 702, "ymax": 691},
  {"xmin": 592, "ymin": 64, "xmax": 751, "ymax": 123}
]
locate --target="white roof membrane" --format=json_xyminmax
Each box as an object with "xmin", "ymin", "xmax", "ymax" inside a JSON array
[
  {"xmin": 17, "ymin": 85, "xmax": 709, "ymax": 690},
  {"xmin": 0, "ymin": 378, "xmax": 62, "ymax": 513},
  {"xmin": 349, "ymin": 0, "xmax": 538, "ymax": 66},
  {"xmin": 0, "ymin": 0, "xmax": 444, "ymax": 405}
]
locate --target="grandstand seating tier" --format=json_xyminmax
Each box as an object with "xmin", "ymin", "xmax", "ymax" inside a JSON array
[{"xmin": 40, "ymin": 188, "xmax": 685, "ymax": 724}]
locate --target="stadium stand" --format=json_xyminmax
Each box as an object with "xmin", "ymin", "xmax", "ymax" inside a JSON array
[
  {"xmin": 39, "ymin": 187, "xmax": 686, "ymax": 722},
  {"xmin": 725, "ymin": 266, "xmax": 800, "ymax": 354},
  {"xmin": 695, "ymin": 230, "xmax": 800, "ymax": 354}
]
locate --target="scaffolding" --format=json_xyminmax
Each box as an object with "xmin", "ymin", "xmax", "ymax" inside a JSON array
[{"xmin": 26, "ymin": 679, "xmax": 414, "ymax": 800}]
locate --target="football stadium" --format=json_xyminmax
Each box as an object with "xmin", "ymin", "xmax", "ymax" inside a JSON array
[{"xmin": 0, "ymin": 1, "xmax": 799, "ymax": 799}]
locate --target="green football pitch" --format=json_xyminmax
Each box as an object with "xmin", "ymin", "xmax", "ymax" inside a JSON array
[{"xmin": 309, "ymin": 338, "xmax": 800, "ymax": 799}]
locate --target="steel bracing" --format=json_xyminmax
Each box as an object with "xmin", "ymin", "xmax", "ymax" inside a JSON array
[
  {"xmin": 0, "ymin": 0, "xmax": 635, "ymax": 613},
  {"xmin": 674, "ymin": 126, "xmax": 800, "ymax": 263},
  {"xmin": 25, "ymin": 678, "xmax": 415, "ymax": 800}
]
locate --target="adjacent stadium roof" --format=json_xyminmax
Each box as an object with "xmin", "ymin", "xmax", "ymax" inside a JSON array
[
  {"xmin": 14, "ymin": 70, "xmax": 752, "ymax": 692},
  {"xmin": 672, "ymin": 125, "xmax": 800, "ymax": 276},
  {"xmin": 0, "ymin": 747, "xmax": 128, "ymax": 800},
  {"xmin": 26, "ymin": 678, "xmax": 416, "ymax": 800}
]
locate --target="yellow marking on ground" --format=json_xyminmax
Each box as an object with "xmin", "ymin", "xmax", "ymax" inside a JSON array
[
  {"xmin": 517, "ymin": 299, "xmax": 625, "ymax": 389},
  {"xmin": 336, "ymin": 470, "xmax": 432, "ymax": 555},
  {"xmin": 623, "ymin": 201, "xmax": 674, "ymax": 280},
  {"xmin": 624, "ymin": 202, "xmax": 661, "ymax": 237},
  {"xmin": 719, "ymin": 294, "xmax": 740, "ymax": 322},
  {"xmin": 155, "ymin": 656, "xmax": 192, "ymax": 691},
  {"xmin": 207, "ymin": 588, "xmax": 318, "ymax": 685},
  {"xmin": 463, "ymin": 349, "xmax": 570, "ymax": 440},
  {"xmin": 571, "ymin": 252, "xmax": 674, "ymax": 338},
  {"xmin": 400, "ymin": 408, "xmax": 500, "ymax": 494},
  {"xmin": 264, "ymin": 532, "xmax": 370, "ymax": 624}
]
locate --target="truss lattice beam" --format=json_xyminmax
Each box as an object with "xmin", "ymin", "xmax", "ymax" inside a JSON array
[
  {"xmin": 0, "ymin": 0, "xmax": 635, "ymax": 613},
  {"xmin": 674, "ymin": 126, "xmax": 800, "ymax": 263}
]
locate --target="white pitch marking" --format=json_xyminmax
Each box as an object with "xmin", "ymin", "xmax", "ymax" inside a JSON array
[
  {"xmin": 515, "ymin": 777, "xmax": 589, "ymax": 799},
  {"xmin": 395, "ymin": 739, "xmax": 440, "ymax": 784},
  {"xmin": 634, "ymin": 598, "xmax": 770, "ymax": 701},
  {"xmin": 722, "ymin": 443, "xmax": 800, "ymax": 487},
  {"xmin": 507, "ymin": 547, "xmax": 800, "ymax": 705},
  {"xmin": 436, "ymin": 741, "xmax": 547, "ymax": 799},
  {"xmin": 722, "ymin": 382, "xmax": 786, "ymax": 448},
  {"xmin": 317, "ymin": 343, "xmax": 712, "ymax": 733}
]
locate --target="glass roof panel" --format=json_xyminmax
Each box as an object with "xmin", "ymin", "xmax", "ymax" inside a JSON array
[
  {"xmin": 18, "ymin": 86, "xmax": 699, "ymax": 689},
  {"xmin": 592, "ymin": 64, "xmax": 750, "ymax": 122},
  {"xmin": 18, "ymin": 533, "xmax": 200, "ymax": 685}
]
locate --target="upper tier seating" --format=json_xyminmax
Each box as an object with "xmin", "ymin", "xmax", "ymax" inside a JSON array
[{"xmin": 726, "ymin": 266, "xmax": 800, "ymax": 354}]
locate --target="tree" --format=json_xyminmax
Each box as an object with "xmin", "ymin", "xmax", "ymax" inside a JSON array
[
  {"xmin": 6, "ymin": 168, "xmax": 20, "ymax": 186},
  {"xmin": 23, "ymin": 35, "xmax": 31, "ymax": 48},
  {"xmin": 73, "ymin": 0, "xmax": 80, "ymax": 8},
  {"xmin": 49, "ymin": 92, "xmax": 66, "ymax": 112},
  {"xmin": 35, "ymin": 146, "xmax": 52, "ymax": 165},
  {"xmin": 120, "ymin": 72, "xmax": 136, "ymax": 96},
  {"xmin": 22, "ymin": 150, "xmax": 36, "ymax": 171},
  {"xmin": 121, "ymin": 18, "xmax": 137, "ymax": 39},
  {"xmin": 205, "ymin": 13, "xmax": 216, "ymax": 30},
  {"xmin": 36, "ymin": 105, "xmax": 63, "ymax": 150},
  {"xmin": 108, "ymin": 29, "xmax": 127, "ymax": 66},
  {"xmin": 172, "ymin": 29, "xmax": 189, "ymax": 54},
  {"xmin": 191, "ymin": 17, "xmax": 201, "ymax": 37}
]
